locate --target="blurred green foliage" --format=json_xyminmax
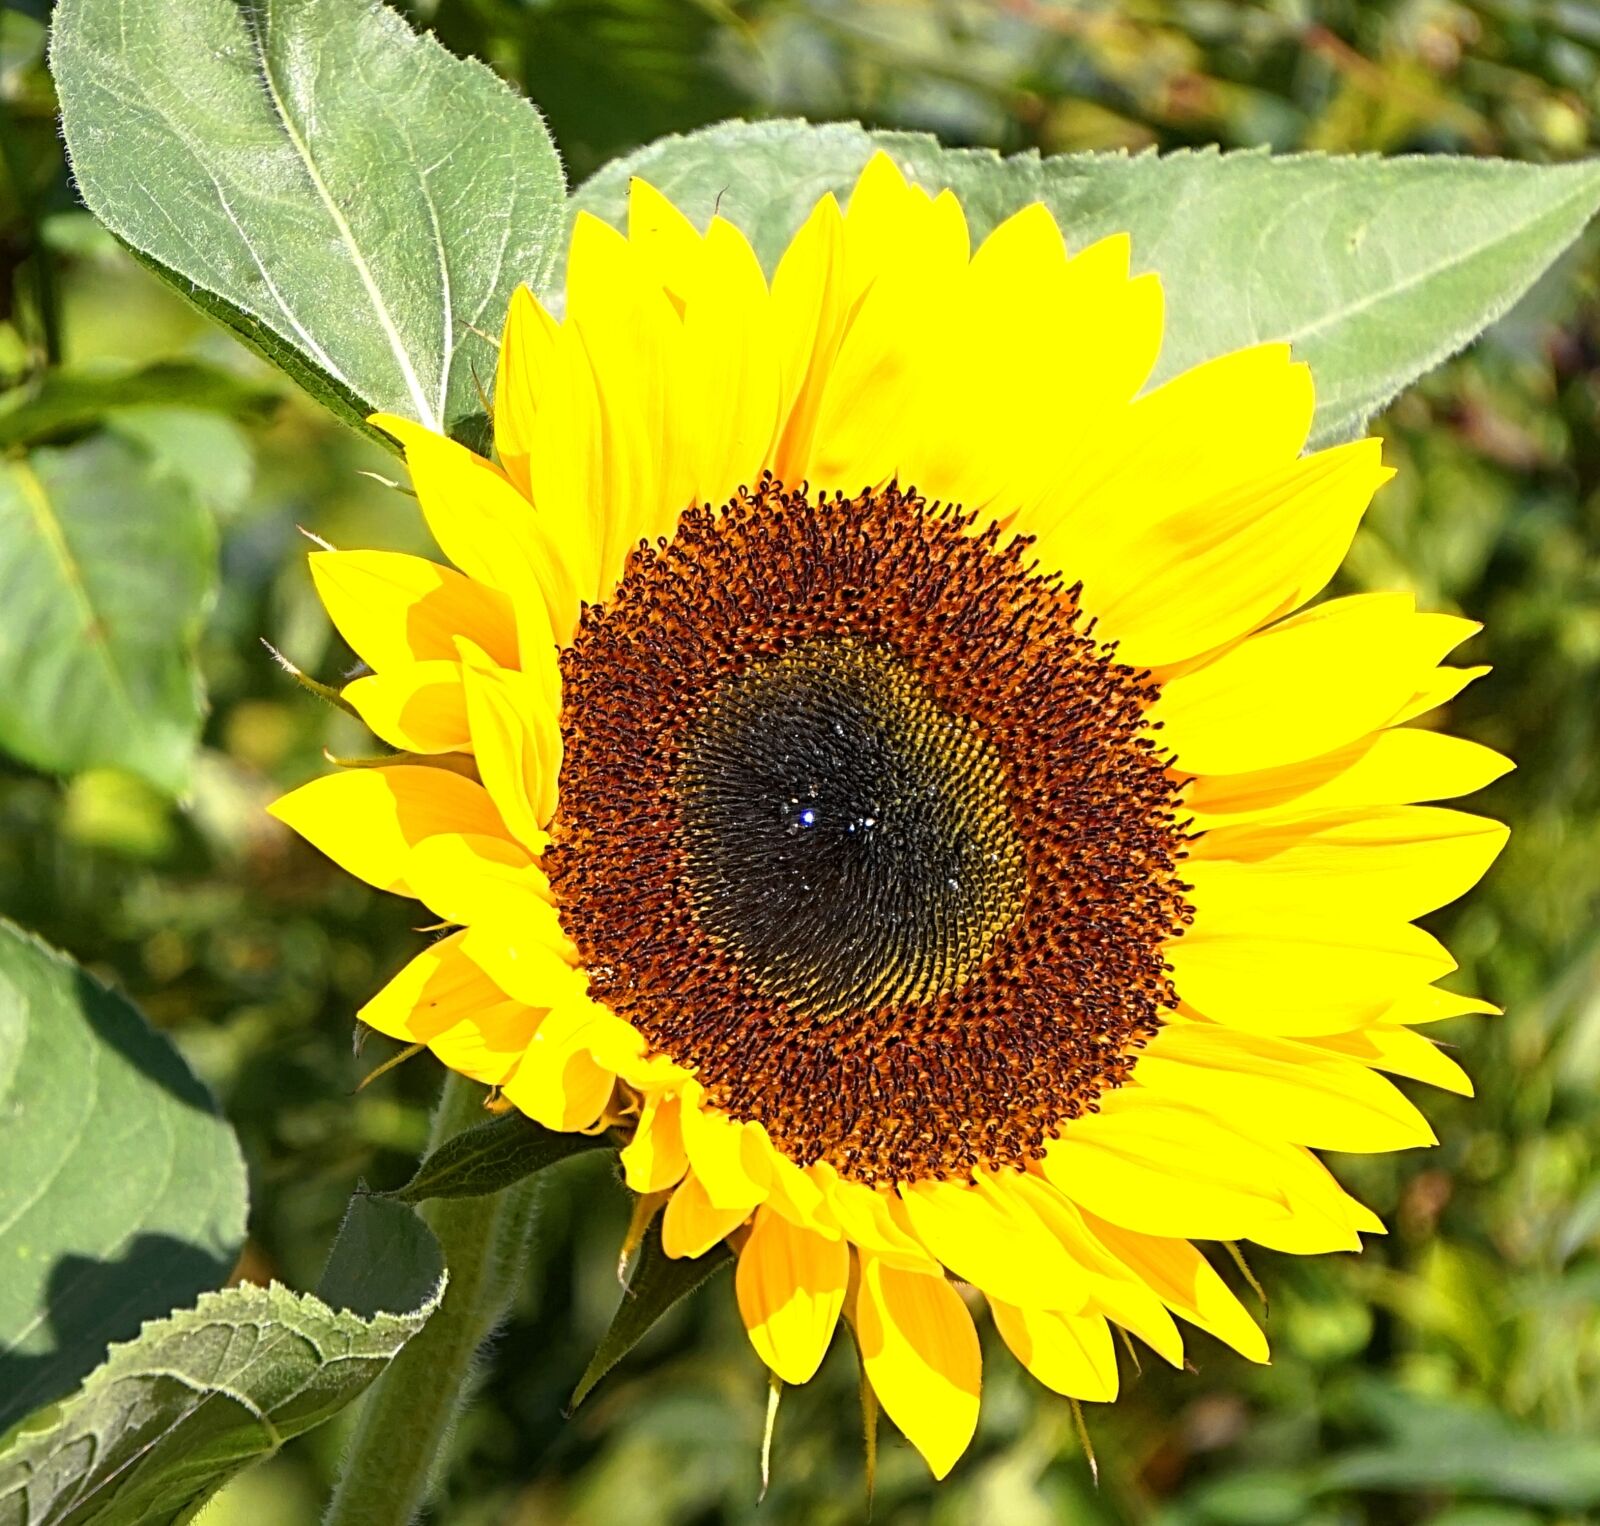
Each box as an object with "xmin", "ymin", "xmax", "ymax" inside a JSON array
[{"xmin": 1, "ymin": 0, "xmax": 1597, "ymax": 1521}]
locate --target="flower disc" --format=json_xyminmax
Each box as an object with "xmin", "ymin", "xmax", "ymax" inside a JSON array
[{"xmin": 549, "ymin": 478, "xmax": 1191, "ymax": 1182}]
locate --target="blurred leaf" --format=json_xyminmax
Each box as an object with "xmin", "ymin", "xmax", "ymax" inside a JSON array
[
  {"xmin": 1321, "ymin": 1386, "xmax": 1600, "ymax": 1507},
  {"xmin": 51, "ymin": 0, "xmax": 566, "ymax": 447},
  {"xmin": 382, "ymin": 1107, "xmax": 613, "ymax": 1205},
  {"xmin": 570, "ymin": 1220, "xmax": 732, "ymax": 1410},
  {"xmin": 0, "ymin": 1195, "xmax": 444, "ymax": 1525},
  {"xmin": 0, "ymin": 361, "xmax": 277, "ymax": 451},
  {"xmin": 104, "ymin": 410, "xmax": 255, "ymax": 518},
  {"xmin": 571, "ymin": 121, "xmax": 1600, "ymax": 444},
  {"xmin": 0, "ymin": 920, "xmax": 246, "ymax": 1436},
  {"xmin": 0, "ymin": 433, "xmax": 214, "ymax": 793}
]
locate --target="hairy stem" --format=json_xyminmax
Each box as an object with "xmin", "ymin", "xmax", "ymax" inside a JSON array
[{"xmin": 324, "ymin": 1072, "xmax": 540, "ymax": 1526}]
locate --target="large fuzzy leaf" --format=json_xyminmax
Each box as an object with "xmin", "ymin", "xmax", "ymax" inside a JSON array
[
  {"xmin": 0, "ymin": 434, "xmax": 214, "ymax": 793},
  {"xmin": 0, "ymin": 922, "xmax": 246, "ymax": 1437},
  {"xmin": 51, "ymin": 0, "xmax": 567, "ymax": 447},
  {"xmin": 571, "ymin": 120, "xmax": 1600, "ymax": 445},
  {"xmin": 0, "ymin": 1196, "xmax": 444, "ymax": 1526}
]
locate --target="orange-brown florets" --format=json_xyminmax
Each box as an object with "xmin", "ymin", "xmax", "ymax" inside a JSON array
[{"xmin": 548, "ymin": 477, "xmax": 1192, "ymax": 1184}]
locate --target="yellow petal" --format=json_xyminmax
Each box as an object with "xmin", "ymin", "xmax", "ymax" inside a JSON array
[
  {"xmin": 1080, "ymin": 1214, "xmax": 1268, "ymax": 1363},
  {"xmin": 679, "ymin": 1084, "xmax": 772, "ymax": 1213},
  {"xmin": 1152, "ymin": 595, "xmax": 1477, "ymax": 776},
  {"xmin": 1132, "ymin": 1026, "xmax": 1436, "ymax": 1152},
  {"xmin": 819, "ymin": 1167, "xmax": 941, "ymax": 1275},
  {"xmin": 1080, "ymin": 440, "xmax": 1391, "ymax": 669},
  {"xmin": 735, "ymin": 1205, "xmax": 849, "ymax": 1383},
  {"xmin": 1189, "ymin": 806, "xmax": 1508, "ymax": 924},
  {"xmin": 499, "ymin": 998, "xmax": 619, "ymax": 1131},
  {"xmin": 309, "ymin": 549, "xmax": 517, "ymax": 673},
  {"xmin": 566, "ymin": 212, "xmax": 688, "ymax": 585},
  {"xmin": 1031, "ymin": 343, "xmax": 1314, "ymax": 573},
  {"xmin": 1241, "ymin": 1143, "xmax": 1381, "ymax": 1254},
  {"xmin": 769, "ymin": 192, "xmax": 847, "ymax": 490},
  {"xmin": 492, "ymin": 284, "xmax": 561, "ymax": 499},
  {"xmin": 457, "ymin": 917, "xmax": 583, "ymax": 1009},
  {"xmin": 661, "ymin": 1170, "xmax": 749, "ymax": 1259},
  {"xmin": 343, "ymin": 661, "xmax": 469, "ymax": 754},
  {"xmin": 1377, "ymin": 984, "xmax": 1498, "ymax": 1027},
  {"xmin": 1169, "ymin": 911, "xmax": 1456, "ymax": 1036},
  {"xmin": 989, "ymin": 1300, "xmax": 1119, "ymax": 1402},
  {"xmin": 854, "ymin": 1251, "xmax": 981, "ymax": 1480},
  {"xmin": 1391, "ymin": 664, "xmax": 1490, "ymax": 725},
  {"xmin": 620, "ymin": 1091, "xmax": 690, "ymax": 1194},
  {"xmin": 1007, "ymin": 1172, "xmax": 1185, "ymax": 1366},
  {"xmin": 268, "ymin": 765, "xmax": 504, "ymax": 895},
  {"xmin": 1184, "ymin": 728, "xmax": 1513, "ymax": 828},
  {"xmin": 627, "ymin": 176, "xmax": 705, "ymax": 311},
  {"xmin": 359, "ymin": 929, "xmax": 537, "ymax": 1085},
  {"xmin": 1311, "ymin": 1025, "xmax": 1474, "ymax": 1096},
  {"xmin": 457, "ymin": 646, "xmax": 562, "ymax": 847},
  {"xmin": 679, "ymin": 216, "xmax": 782, "ymax": 506},
  {"xmin": 761, "ymin": 1147, "xmax": 840, "ymax": 1239},
  {"xmin": 898, "ymin": 1176, "xmax": 1089, "ymax": 1312},
  {"xmin": 372, "ymin": 412, "xmax": 583, "ymax": 648},
  {"xmin": 401, "ymin": 831, "xmax": 553, "ymax": 927},
  {"xmin": 1040, "ymin": 1092, "xmax": 1294, "ymax": 1239}
]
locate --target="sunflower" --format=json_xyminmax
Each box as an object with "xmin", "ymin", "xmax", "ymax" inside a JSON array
[{"xmin": 271, "ymin": 154, "xmax": 1509, "ymax": 1477}]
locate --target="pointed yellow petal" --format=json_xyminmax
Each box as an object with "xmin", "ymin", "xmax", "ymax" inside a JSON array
[
  {"xmin": 1040, "ymin": 1092, "xmax": 1295, "ymax": 1239},
  {"xmin": 499, "ymin": 998, "xmax": 619, "ymax": 1131},
  {"xmin": 769, "ymin": 192, "xmax": 848, "ymax": 488},
  {"xmin": 627, "ymin": 176, "xmax": 704, "ymax": 311},
  {"xmin": 401, "ymin": 830, "xmax": 552, "ymax": 926},
  {"xmin": 1188, "ymin": 806, "xmax": 1508, "ymax": 923},
  {"xmin": 1184, "ymin": 728, "xmax": 1514, "ymax": 828},
  {"xmin": 1032, "ymin": 343, "xmax": 1314, "ymax": 574},
  {"xmin": 359, "ymin": 929, "xmax": 537, "ymax": 1085},
  {"xmin": 1311, "ymin": 1025, "xmax": 1475, "ymax": 1096},
  {"xmin": 1390, "ymin": 664, "xmax": 1490, "ymax": 724},
  {"xmin": 736, "ymin": 1205, "xmax": 849, "ymax": 1384},
  {"xmin": 1241, "ymin": 1143, "xmax": 1381, "ymax": 1253},
  {"xmin": 1081, "ymin": 441, "xmax": 1391, "ymax": 668},
  {"xmin": 268, "ymin": 765, "xmax": 503, "ymax": 895},
  {"xmin": 855, "ymin": 1251, "xmax": 981, "ymax": 1480},
  {"xmin": 1153, "ymin": 595, "xmax": 1477, "ymax": 777},
  {"xmin": 1133, "ymin": 1026, "xmax": 1437, "ymax": 1152},
  {"xmin": 309, "ymin": 549, "xmax": 517, "ymax": 673},
  {"xmin": 492, "ymin": 284, "xmax": 561, "ymax": 499},
  {"xmin": 620, "ymin": 1091, "xmax": 690, "ymax": 1193},
  {"xmin": 661, "ymin": 1170, "xmax": 749, "ymax": 1259},
  {"xmin": 679, "ymin": 1084, "xmax": 772, "ymax": 1213},
  {"xmin": 457, "ymin": 646, "xmax": 562, "ymax": 848},
  {"xmin": 343, "ymin": 661, "xmax": 468, "ymax": 754},
  {"xmin": 1079, "ymin": 1215, "xmax": 1269, "ymax": 1363},
  {"xmin": 371, "ymin": 412, "xmax": 583, "ymax": 648},
  {"xmin": 989, "ymin": 1301, "xmax": 1119, "ymax": 1402},
  {"xmin": 899, "ymin": 1176, "xmax": 1089, "ymax": 1312},
  {"xmin": 819, "ymin": 1168, "xmax": 941, "ymax": 1275},
  {"xmin": 1170, "ymin": 910, "xmax": 1456, "ymax": 1036}
]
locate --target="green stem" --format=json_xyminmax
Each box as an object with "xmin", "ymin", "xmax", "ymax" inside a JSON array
[{"xmin": 324, "ymin": 1072, "xmax": 541, "ymax": 1526}]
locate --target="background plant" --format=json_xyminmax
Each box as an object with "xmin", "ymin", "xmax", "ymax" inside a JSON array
[{"xmin": 0, "ymin": 1, "xmax": 1597, "ymax": 1522}]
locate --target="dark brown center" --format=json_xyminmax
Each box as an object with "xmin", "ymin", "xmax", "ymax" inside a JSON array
[{"xmin": 547, "ymin": 476, "xmax": 1192, "ymax": 1185}]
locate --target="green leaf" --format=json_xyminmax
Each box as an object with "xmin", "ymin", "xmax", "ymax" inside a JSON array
[
  {"xmin": 0, "ymin": 921, "xmax": 246, "ymax": 1437},
  {"xmin": 0, "ymin": 362, "xmax": 277, "ymax": 452},
  {"xmin": 51, "ymin": 0, "xmax": 567, "ymax": 447},
  {"xmin": 0, "ymin": 1196, "xmax": 444, "ymax": 1525},
  {"xmin": 571, "ymin": 121, "xmax": 1600, "ymax": 445},
  {"xmin": 382, "ymin": 1108, "xmax": 613, "ymax": 1205},
  {"xmin": 0, "ymin": 433, "xmax": 215, "ymax": 792},
  {"xmin": 569, "ymin": 1220, "xmax": 731, "ymax": 1411}
]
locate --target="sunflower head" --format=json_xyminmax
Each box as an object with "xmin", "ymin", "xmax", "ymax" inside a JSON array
[{"xmin": 272, "ymin": 153, "xmax": 1508, "ymax": 1479}]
